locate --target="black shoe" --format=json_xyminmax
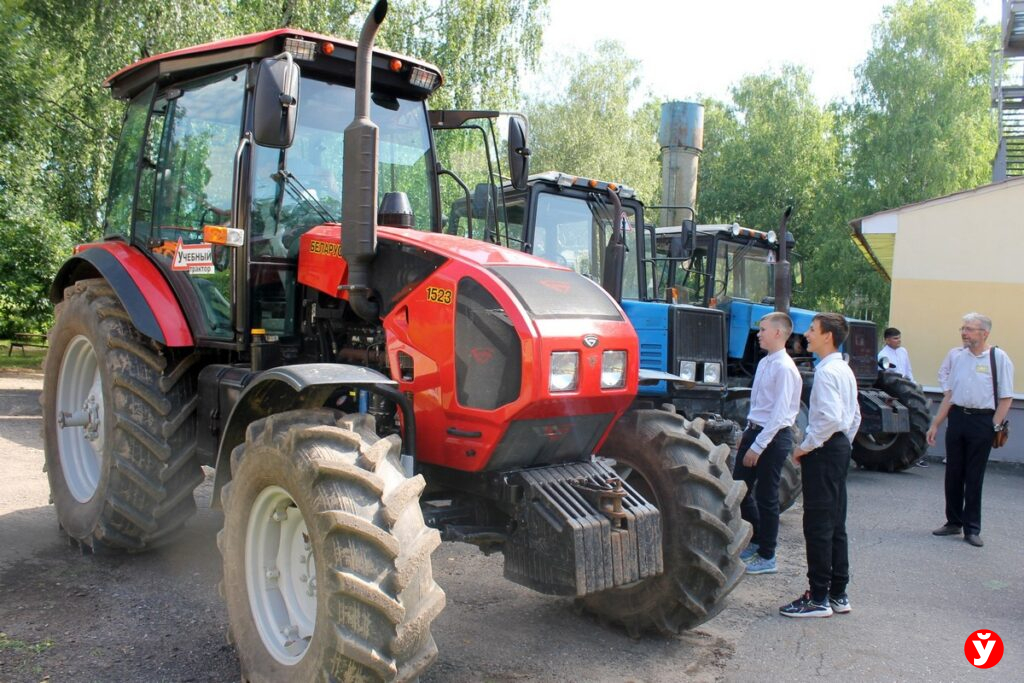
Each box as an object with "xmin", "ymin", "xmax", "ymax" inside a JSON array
[
  {"xmin": 780, "ymin": 591, "xmax": 833, "ymax": 618},
  {"xmin": 965, "ymin": 534, "xmax": 984, "ymax": 547},
  {"xmin": 915, "ymin": 459, "xmax": 929, "ymax": 468},
  {"xmin": 932, "ymin": 524, "xmax": 962, "ymax": 536}
]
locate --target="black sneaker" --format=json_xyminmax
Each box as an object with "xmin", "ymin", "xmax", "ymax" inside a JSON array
[
  {"xmin": 915, "ymin": 459, "xmax": 929, "ymax": 468},
  {"xmin": 829, "ymin": 594, "xmax": 851, "ymax": 614},
  {"xmin": 780, "ymin": 591, "xmax": 833, "ymax": 618}
]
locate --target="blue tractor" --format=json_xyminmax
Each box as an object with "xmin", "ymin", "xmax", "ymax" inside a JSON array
[{"xmin": 652, "ymin": 220, "xmax": 930, "ymax": 472}]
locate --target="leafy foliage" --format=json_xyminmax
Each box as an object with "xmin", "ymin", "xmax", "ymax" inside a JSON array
[
  {"xmin": 847, "ymin": 0, "xmax": 998, "ymax": 214},
  {"xmin": 0, "ymin": 0, "xmax": 547, "ymax": 334},
  {"xmin": 525, "ymin": 41, "xmax": 662, "ymax": 203}
]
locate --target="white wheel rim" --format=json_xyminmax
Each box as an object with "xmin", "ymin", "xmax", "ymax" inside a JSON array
[
  {"xmin": 56, "ymin": 335, "xmax": 104, "ymax": 502},
  {"xmin": 245, "ymin": 485, "xmax": 316, "ymax": 665}
]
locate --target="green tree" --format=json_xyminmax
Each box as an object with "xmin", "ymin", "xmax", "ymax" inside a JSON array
[
  {"xmin": 525, "ymin": 40, "xmax": 661, "ymax": 202},
  {"xmin": 848, "ymin": 0, "xmax": 998, "ymax": 213},
  {"xmin": 695, "ymin": 66, "xmax": 863, "ymax": 312}
]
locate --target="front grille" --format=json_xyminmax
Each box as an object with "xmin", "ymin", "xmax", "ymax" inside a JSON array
[
  {"xmin": 671, "ymin": 305, "xmax": 726, "ymax": 364},
  {"xmin": 846, "ymin": 321, "xmax": 878, "ymax": 381}
]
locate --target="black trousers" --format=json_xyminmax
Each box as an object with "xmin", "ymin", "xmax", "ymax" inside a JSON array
[
  {"xmin": 944, "ymin": 408, "xmax": 994, "ymax": 535},
  {"xmin": 732, "ymin": 426, "xmax": 792, "ymax": 559},
  {"xmin": 800, "ymin": 432, "xmax": 851, "ymax": 602}
]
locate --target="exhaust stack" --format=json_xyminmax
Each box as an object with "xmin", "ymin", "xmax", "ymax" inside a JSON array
[
  {"xmin": 658, "ymin": 101, "xmax": 703, "ymax": 228},
  {"xmin": 774, "ymin": 206, "xmax": 793, "ymax": 315},
  {"xmin": 341, "ymin": 0, "xmax": 388, "ymax": 321}
]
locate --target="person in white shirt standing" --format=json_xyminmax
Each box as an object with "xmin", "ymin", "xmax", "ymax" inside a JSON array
[
  {"xmin": 735, "ymin": 312, "xmax": 802, "ymax": 576},
  {"xmin": 781, "ymin": 312, "xmax": 861, "ymax": 618},
  {"xmin": 877, "ymin": 327, "xmax": 914, "ymax": 381},
  {"xmin": 878, "ymin": 327, "xmax": 927, "ymax": 467},
  {"xmin": 926, "ymin": 313, "xmax": 1014, "ymax": 548}
]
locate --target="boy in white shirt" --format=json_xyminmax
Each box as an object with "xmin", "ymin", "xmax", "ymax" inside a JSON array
[{"xmin": 781, "ymin": 313, "xmax": 861, "ymax": 619}]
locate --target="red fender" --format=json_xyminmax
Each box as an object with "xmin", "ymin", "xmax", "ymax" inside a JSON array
[{"xmin": 51, "ymin": 241, "xmax": 194, "ymax": 347}]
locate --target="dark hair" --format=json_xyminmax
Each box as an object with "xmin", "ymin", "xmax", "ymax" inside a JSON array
[
  {"xmin": 883, "ymin": 327, "xmax": 900, "ymax": 339},
  {"xmin": 814, "ymin": 312, "xmax": 849, "ymax": 348}
]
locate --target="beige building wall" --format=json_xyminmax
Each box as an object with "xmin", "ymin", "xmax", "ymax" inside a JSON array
[{"xmin": 887, "ymin": 180, "xmax": 1024, "ymax": 394}]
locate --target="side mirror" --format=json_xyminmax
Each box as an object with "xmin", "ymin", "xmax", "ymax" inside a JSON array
[
  {"xmin": 674, "ymin": 218, "xmax": 696, "ymax": 260},
  {"xmin": 252, "ymin": 54, "xmax": 300, "ymax": 149},
  {"xmin": 508, "ymin": 116, "xmax": 530, "ymax": 191}
]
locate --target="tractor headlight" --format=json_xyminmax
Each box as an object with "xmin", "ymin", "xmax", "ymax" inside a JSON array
[
  {"xmin": 703, "ymin": 362, "xmax": 722, "ymax": 384},
  {"xmin": 549, "ymin": 352, "xmax": 579, "ymax": 392},
  {"xmin": 601, "ymin": 350, "xmax": 627, "ymax": 389},
  {"xmin": 678, "ymin": 360, "xmax": 697, "ymax": 382}
]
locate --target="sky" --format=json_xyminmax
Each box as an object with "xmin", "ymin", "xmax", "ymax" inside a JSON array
[{"xmin": 524, "ymin": 0, "xmax": 1005, "ymax": 106}]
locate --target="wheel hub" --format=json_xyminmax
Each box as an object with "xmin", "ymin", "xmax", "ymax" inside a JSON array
[
  {"xmin": 55, "ymin": 335, "xmax": 104, "ymax": 503},
  {"xmin": 245, "ymin": 486, "xmax": 316, "ymax": 665}
]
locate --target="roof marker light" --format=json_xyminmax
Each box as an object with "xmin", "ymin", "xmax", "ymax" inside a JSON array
[
  {"xmin": 408, "ymin": 66, "xmax": 439, "ymax": 90},
  {"xmin": 283, "ymin": 37, "xmax": 316, "ymax": 61}
]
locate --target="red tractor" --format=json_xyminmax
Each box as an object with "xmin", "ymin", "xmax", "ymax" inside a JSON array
[{"xmin": 41, "ymin": 2, "xmax": 749, "ymax": 679}]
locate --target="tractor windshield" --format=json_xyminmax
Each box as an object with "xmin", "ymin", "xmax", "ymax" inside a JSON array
[
  {"xmin": 250, "ymin": 75, "xmax": 434, "ymax": 259},
  {"xmin": 528, "ymin": 192, "xmax": 642, "ymax": 298},
  {"xmin": 714, "ymin": 240, "xmax": 775, "ymax": 304}
]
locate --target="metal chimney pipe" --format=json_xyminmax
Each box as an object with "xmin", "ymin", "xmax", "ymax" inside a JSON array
[
  {"xmin": 341, "ymin": 0, "xmax": 388, "ymax": 322},
  {"xmin": 658, "ymin": 101, "xmax": 704, "ymax": 228}
]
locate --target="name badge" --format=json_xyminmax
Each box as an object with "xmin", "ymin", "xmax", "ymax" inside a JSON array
[{"xmin": 976, "ymin": 364, "xmax": 990, "ymax": 375}]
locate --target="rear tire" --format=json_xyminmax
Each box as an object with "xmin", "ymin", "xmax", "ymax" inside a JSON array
[
  {"xmin": 41, "ymin": 278, "xmax": 201, "ymax": 552},
  {"xmin": 219, "ymin": 409, "xmax": 445, "ymax": 682},
  {"xmin": 580, "ymin": 409, "xmax": 751, "ymax": 635},
  {"xmin": 852, "ymin": 373, "xmax": 930, "ymax": 472}
]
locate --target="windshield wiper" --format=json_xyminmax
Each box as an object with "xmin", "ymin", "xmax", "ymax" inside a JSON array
[{"xmin": 272, "ymin": 170, "xmax": 337, "ymax": 223}]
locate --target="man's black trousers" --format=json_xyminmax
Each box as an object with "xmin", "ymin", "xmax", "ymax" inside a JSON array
[
  {"xmin": 944, "ymin": 407, "xmax": 994, "ymax": 536},
  {"xmin": 800, "ymin": 432, "xmax": 851, "ymax": 602}
]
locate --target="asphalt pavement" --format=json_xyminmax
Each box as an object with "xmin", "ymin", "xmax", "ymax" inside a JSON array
[{"xmin": 2, "ymin": 371, "xmax": 1022, "ymax": 681}]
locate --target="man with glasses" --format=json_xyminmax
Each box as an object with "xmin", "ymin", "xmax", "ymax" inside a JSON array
[{"xmin": 926, "ymin": 313, "xmax": 1015, "ymax": 548}]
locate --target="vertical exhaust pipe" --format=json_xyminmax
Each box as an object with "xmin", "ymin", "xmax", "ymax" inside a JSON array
[
  {"xmin": 341, "ymin": 0, "xmax": 388, "ymax": 321},
  {"xmin": 774, "ymin": 206, "xmax": 792, "ymax": 314}
]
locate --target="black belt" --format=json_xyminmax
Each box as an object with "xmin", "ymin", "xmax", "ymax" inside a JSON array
[
  {"xmin": 952, "ymin": 405, "xmax": 994, "ymax": 416},
  {"xmin": 746, "ymin": 422, "xmax": 764, "ymax": 433}
]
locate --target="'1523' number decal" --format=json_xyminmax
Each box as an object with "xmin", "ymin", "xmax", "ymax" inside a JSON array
[{"xmin": 426, "ymin": 286, "xmax": 453, "ymax": 305}]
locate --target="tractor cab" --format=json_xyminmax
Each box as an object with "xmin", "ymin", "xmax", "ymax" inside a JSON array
[{"xmin": 88, "ymin": 29, "xmax": 446, "ymax": 351}]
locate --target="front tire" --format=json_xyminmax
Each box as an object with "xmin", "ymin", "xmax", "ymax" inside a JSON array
[
  {"xmin": 580, "ymin": 409, "xmax": 751, "ymax": 635},
  {"xmin": 852, "ymin": 373, "xmax": 930, "ymax": 472},
  {"xmin": 41, "ymin": 278, "xmax": 202, "ymax": 552},
  {"xmin": 219, "ymin": 409, "xmax": 445, "ymax": 682}
]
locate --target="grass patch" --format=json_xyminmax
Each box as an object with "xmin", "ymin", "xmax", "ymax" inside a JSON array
[
  {"xmin": 0, "ymin": 340, "xmax": 46, "ymax": 371},
  {"xmin": 0, "ymin": 632, "xmax": 55, "ymax": 654}
]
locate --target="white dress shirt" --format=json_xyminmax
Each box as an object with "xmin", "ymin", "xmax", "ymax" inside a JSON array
[
  {"xmin": 747, "ymin": 349, "xmax": 802, "ymax": 453},
  {"xmin": 800, "ymin": 352, "xmax": 862, "ymax": 451},
  {"xmin": 938, "ymin": 346, "xmax": 962, "ymax": 391},
  {"xmin": 877, "ymin": 345, "xmax": 913, "ymax": 381},
  {"xmin": 947, "ymin": 346, "xmax": 1015, "ymax": 409}
]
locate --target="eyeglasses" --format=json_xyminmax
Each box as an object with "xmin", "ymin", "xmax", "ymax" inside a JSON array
[{"xmin": 959, "ymin": 326, "xmax": 984, "ymax": 333}]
